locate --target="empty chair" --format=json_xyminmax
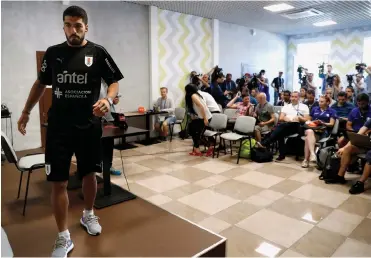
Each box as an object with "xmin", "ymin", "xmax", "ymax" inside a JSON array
[
  {"xmin": 169, "ymin": 107, "xmax": 186, "ymax": 142},
  {"xmin": 223, "ymin": 109, "xmax": 237, "ymax": 122},
  {"xmin": 203, "ymin": 113, "xmax": 228, "ymax": 158},
  {"xmin": 218, "ymin": 116, "xmax": 256, "ymax": 164},
  {"xmin": 1, "ymin": 132, "xmax": 45, "ymax": 215}
]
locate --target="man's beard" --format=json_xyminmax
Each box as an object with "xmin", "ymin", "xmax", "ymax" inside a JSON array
[{"xmin": 66, "ymin": 34, "xmax": 85, "ymax": 46}]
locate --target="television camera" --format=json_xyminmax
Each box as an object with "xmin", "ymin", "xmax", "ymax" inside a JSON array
[
  {"xmin": 297, "ymin": 65, "xmax": 308, "ymax": 87},
  {"xmin": 345, "ymin": 63, "xmax": 367, "ymax": 87}
]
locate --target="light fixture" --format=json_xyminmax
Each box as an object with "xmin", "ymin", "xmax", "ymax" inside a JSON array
[
  {"xmin": 264, "ymin": 3, "xmax": 295, "ymax": 12},
  {"xmin": 313, "ymin": 20, "xmax": 337, "ymax": 27}
]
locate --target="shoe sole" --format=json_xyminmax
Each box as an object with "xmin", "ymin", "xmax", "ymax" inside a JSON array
[
  {"xmin": 66, "ymin": 242, "xmax": 74, "ymax": 257},
  {"xmin": 80, "ymin": 218, "xmax": 101, "ymax": 236}
]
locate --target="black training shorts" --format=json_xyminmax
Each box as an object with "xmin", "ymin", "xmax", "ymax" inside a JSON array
[{"xmin": 45, "ymin": 123, "xmax": 103, "ymax": 182}]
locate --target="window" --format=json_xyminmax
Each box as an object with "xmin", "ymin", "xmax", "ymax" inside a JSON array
[
  {"xmin": 363, "ymin": 37, "xmax": 371, "ymax": 66},
  {"xmin": 293, "ymin": 41, "xmax": 331, "ymax": 94}
]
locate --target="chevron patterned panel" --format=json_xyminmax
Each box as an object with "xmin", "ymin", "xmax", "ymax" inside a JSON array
[
  {"xmin": 330, "ymin": 30, "xmax": 364, "ymax": 84},
  {"xmin": 158, "ymin": 8, "xmax": 212, "ymax": 107}
]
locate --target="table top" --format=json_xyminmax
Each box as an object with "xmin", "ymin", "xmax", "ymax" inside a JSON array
[
  {"xmin": 102, "ymin": 125, "xmax": 148, "ymax": 138},
  {"xmin": 125, "ymin": 111, "xmax": 168, "ymax": 117}
]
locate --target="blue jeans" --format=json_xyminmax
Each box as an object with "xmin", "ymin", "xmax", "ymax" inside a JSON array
[{"xmin": 274, "ymin": 91, "xmax": 279, "ymax": 105}]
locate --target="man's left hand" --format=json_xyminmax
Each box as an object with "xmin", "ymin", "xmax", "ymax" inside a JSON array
[
  {"xmin": 259, "ymin": 122, "xmax": 265, "ymax": 127},
  {"xmin": 93, "ymin": 99, "xmax": 110, "ymax": 117}
]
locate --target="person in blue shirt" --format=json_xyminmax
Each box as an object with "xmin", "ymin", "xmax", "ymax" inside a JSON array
[
  {"xmin": 221, "ymin": 73, "xmax": 237, "ymax": 97},
  {"xmin": 331, "ymin": 91, "xmax": 355, "ymax": 121},
  {"xmin": 302, "ymin": 95, "xmax": 337, "ymax": 168},
  {"xmin": 210, "ymin": 68, "xmax": 228, "ymax": 108},
  {"xmin": 236, "ymin": 85, "xmax": 258, "ymax": 105}
]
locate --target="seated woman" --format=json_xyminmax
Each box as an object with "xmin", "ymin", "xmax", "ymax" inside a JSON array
[
  {"xmin": 302, "ymin": 95, "xmax": 337, "ymax": 168},
  {"xmin": 226, "ymin": 94, "xmax": 255, "ymax": 118},
  {"xmin": 299, "ymin": 87, "xmax": 307, "ymax": 103},
  {"xmin": 185, "ymin": 84, "xmax": 212, "ymax": 156}
]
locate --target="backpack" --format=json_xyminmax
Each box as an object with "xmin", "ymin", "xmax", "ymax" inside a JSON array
[
  {"xmin": 316, "ymin": 146, "xmax": 336, "ymax": 171},
  {"xmin": 318, "ymin": 147, "xmax": 340, "ymax": 180},
  {"xmin": 251, "ymin": 147, "xmax": 273, "ymax": 163},
  {"xmin": 240, "ymin": 139, "xmax": 256, "ymax": 159}
]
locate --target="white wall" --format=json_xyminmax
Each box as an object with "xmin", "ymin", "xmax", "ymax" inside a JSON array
[
  {"xmin": 1, "ymin": 1, "xmax": 149, "ymax": 151},
  {"xmin": 218, "ymin": 21, "xmax": 288, "ymax": 103}
]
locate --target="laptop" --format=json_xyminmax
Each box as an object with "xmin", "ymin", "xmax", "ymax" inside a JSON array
[{"xmin": 347, "ymin": 131, "xmax": 371, "ymax": 149}]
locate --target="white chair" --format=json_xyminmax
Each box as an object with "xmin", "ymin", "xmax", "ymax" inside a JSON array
[
  {"xmin": 203, "ymin": 114, "xmax": 228, "ymax": 158},
  {"xmin": 218, "ymin": 116, "xmax": 256, "ymax": 164},
  {"xmin": 223, "ymin": 108, "xmax": 237, "ymax": 124},
  {"xmin": 169, "ymin": 107, "xmax": 186, "ymax": 142},
  {"xmin": 1, "ymin": 132, "xmax": 45, "ymax": 215}
]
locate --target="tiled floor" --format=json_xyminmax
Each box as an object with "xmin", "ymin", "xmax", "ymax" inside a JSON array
[{"xmin": 107, "ymin": 138, "xmax": 371, "ymax": 257}]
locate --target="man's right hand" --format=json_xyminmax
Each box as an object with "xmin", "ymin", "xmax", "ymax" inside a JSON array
[{"xmin": 17, "ymin": 112, "xmax": 30, "ymax": 135}]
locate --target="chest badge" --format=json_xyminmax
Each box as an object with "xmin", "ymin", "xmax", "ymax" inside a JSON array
[{"xmin": 85, "ymin": 55, "xmax": 93, "ymax": 67}]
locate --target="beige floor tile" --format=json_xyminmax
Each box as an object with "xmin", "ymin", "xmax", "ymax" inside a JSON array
[
  {"xmin": 359, "ymin": 189, "xmax": 371, "ymax": 200},
  {"xmin": 338, "ymin": 196, "xmax": 371, "ymax": 217},
  {"xmin": 273, "ymin": 160, "xmax": 306, "ymax": 171},
  {"xmin": 280, "ymin": 249, "xmax": 306, "ymax": 257},
  {"xmin": 236, "ymin": 209, "xmax": 314, "ymax": 248},
  {"xmin": 162, "ymin": 184, "xmax": 204, "ymax": 199},
  {"xmin": 269, "ymin": 179, "xmax": 304, "ymax": 194},
  {"xmin": 159, "ymin": 152, "xmax": 200, "ymax": 163},
  {"xmin": 240, "ymin": 162, "xmax": 265, "ymax": 170},
  {"xmin": 168, "ymin": 167, "xmax": 213, "ymax": 183},
  {"xmin": 192, "ymin": 160, "xmax": 237, "ymax": 174},
  {"xmin": 136, "ymin": 157, "xmax": 175, "ymax": 170},
  {"xmin": 119, "ymin": 163, "xmax": 152, "ymax": 175},
  {"xmin": 121, "ymin": 154, "xmax": 155, "ymax": 164},
  {"xmin": 135, "ymin": 145, "xmax": 167, "ymax": 154},
  {"xmin": 317, "ymin": 210, "xmax": 364, "ymax": 236},
  {"xmin": 197, "ymin": 217, "xmax": 231, "ymax": 234},
  {"xmin": 159, "ymin": 201, "xmax": 209, "ymax": 223},
  {"xmin": 218, "ymin": 155, "xmax": 250, "ymax": 165},
  {"xmin": 332, "ymin": 238, "xmax": 371, "ymax": 257},
  {"xmin": 194, "ymin": 175, "xmax": 228, "ymax": 188},
  {"xmin": 219, "ymin": 167, "xmax": 249, "ymax": 178},
  {"xmin": 118, "ymin": 149, "xmax": 142, "ymax": 157},
  {"xmin": 291, "ymin": 227, "xmax": 346, "ymax": 257},
  {"xmin": 235, "ymin": 171, "xmax": 285, "ymax": 189},
  {"xmin": 119, "ymin": 182, "xmax": 157, "ymax": 198},
  {"xmin": 180, "ymin": 157, "xmax": 208, "ymax": 166},
  {"xmin": 289, "ymin": 184, "xmax": 350, "ymax": 208},
  {"xmin": 136, "ymin": 175, "xmax": 189, "ymax": 193},
  {"xmin": 289, "ymin": 171, "xmax": 319, "ymax": 183},
  {"xmin": 212, "ymin": 179, "xmax": 263, "ymax": 200},
  {"xmin": 269, "ymin": 196, "xmax": 333, "ymax": 225},
  {"xmin": 257, "ymin": 164, "xmax": 298, "ymax": 178},
  {"xmin": 368, "ymin": 211, "xmax": 371, "ymax": 219},
  {"xmin": 155, "ymin": 163, "xmax": 187, "ymax": 174},
  {"xmin": 214, "ymin": 202, "xmax": 262, "ymax": 225},
  {"xmin": 310, "ymin": 177, "xmax": 353, "ymax": 195},
  {"xmin": 145, "ymin": 194, "xmax": 172, "ymax": 206},
  {"xmin": 220, "ymin": 226, "xmax": 286, "ymax": 257},
  {"xmin": 245, "ymin": 190, "xmax": 284, "ymax": 207},
  {"xmin": 125, "ymin": 170, "xmax": 163, "ymax": 182},
  {"xmin": 178, "ymin": 189, "xmax": 240, "ymax": 215},
  {"xmin": 349, "ymin": 218, "xmax": 371, "ymax": 245}
]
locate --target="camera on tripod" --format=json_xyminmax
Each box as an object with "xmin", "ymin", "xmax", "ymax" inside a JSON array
[
  {"xmin": 297, "ymin": 65, "xmax": 308, "ymax": 87},
  {"xmin": 355, "ymin": 63, "xmax": 367, "ymax": 74}
]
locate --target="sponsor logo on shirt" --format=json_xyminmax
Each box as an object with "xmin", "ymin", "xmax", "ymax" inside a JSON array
[
  {"xmin": 85, "ymin": 55, "xmax": 93, "ymax": 67},
  {"xmin": 57, "ymin": 71, "xmax": 88, "ymax": 84},
  {"xmin": 54, "ymin": 87, "xmax": 92, "ymax": 99}
]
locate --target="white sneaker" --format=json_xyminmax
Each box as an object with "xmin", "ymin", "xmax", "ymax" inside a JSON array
[
  {"xmin": 80, "ymin": 214, "xmax": 102, "ymax": 236},
  {"xmin": 51, "ymin": 235, "xmax": 74, "ymax": 257},
  {"xmin": 310, "ymin": 153, "xmax": 317, "ymax": 163},
  {"xmin": 301, "ymin": 160, "xmax": 309, "ymax": 168}
]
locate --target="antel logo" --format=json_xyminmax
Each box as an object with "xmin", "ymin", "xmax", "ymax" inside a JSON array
[{"xmin": 57, "ymin": 71, "xmax": 88, "ymax": 84}]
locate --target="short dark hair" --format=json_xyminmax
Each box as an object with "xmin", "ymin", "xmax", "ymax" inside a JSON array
[
  {"xmin": 337, "ymin": 91, "xmax": 346, "ymax": 97},
  {"xmin": 160, "ymin": 87, "xmax": 168, "ymax": 92},
  {"xmin": 300, "ymin": 87, "xmax": 308, "ymax": 92},
  {"xmin": 226, "ymin": 73, "xmax": 232, "ymax": 77},
  {"xmin": 283, "ymin": 90, "xmax": 291, "ymax": 96},
  {"xmin": 307, "ymin": 89, "xmax": 315, "ymax": 96},
  {"xmin": 346, "ymin": 86, "xmax": 355, "ymax": 93},
  {"xmin": 63, "ymin": 6, "xmax": 88, "ymax": 24},
  {"xmin": 357, "ymin": 93, "xmax": 369, "ymax": 103}
]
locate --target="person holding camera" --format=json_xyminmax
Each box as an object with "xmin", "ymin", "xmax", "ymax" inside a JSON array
[
  {"xmin": 353, "ymin": 74, "xmax": 366, "ymax": 96},
  {"xmin": 257, "ymin": 70, "xmax": 270, "ymax": 102},
  {"xmin": 322, "ymin": 64, "xmax": 335, "ymax": 94},
  {"xmin": 210, "ymin": 67, "xmax": 228, "ymax": 108},
  {"xmin": 362, "ymin": 65, "xmax": 371, "ymax": 99}
]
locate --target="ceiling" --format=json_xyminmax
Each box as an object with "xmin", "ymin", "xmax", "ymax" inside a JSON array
[{"xmin": 128, "ymin": 1, "xmax": 371, "ymax": 35}]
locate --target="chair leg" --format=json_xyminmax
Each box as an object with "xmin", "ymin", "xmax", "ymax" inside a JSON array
[
  {"xmin": 230, "ymin": 141, "xmax": 233, "ymax": 156},
  {"xmin": 224, "ymin": 139, "xmax": 227, "ymax": 155},
  {"xmin": 23, "ymin": 170, "xmax": 32, "ymax": 216},
  {"xmin": 217, "ymin": 137, "xmax": 221, "ymax": 158},
  {"xmin": 237, "ymin": 139, "xmax": 243, "ymax": 164},
  {"xmin": 17, "ymin": 171, "xmax": 24, "ymax": 199},
  {"xmin": 212, "ymin": 135, "xmax": 217, "ymax": 158},
  {"xmin": 169, "ymin": 124, "xmax": 173, "ymax": 142}
]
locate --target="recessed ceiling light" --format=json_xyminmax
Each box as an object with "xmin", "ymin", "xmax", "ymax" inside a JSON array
[
  {"xmin": 313, "ymin": 20, "xmax": 337, "ymax": 27},
  {"xmin": 264, "ymin": 3, "xmax": 295, "ymax": 12}
]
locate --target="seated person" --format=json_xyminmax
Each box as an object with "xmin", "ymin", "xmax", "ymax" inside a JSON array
[
  {"xmin": 100, "ymin": 81, "xmax": 121, "ymax": 175},
  {"xmin": 331, "ymin": 91, "xmax": 354, "ymax": 128},
  {"xmin": 254, "ymin": 93, "xmax": 275, "ymax": 143},
  {"xmin": 299, "ymin": 87, "xmax": 307, "ymax": 103},
  {"xmin": 250, "ymin": 88, "xmax": 258, "ymax": 99},
  {"xmin": 257, "ymin": 91, "xmax": 310, "ymax": 161},
  {"xmin": 226, "ymin": 93, "xmax": 255, "ymax": 118},
  {"xmin": 277, "ymin": 90, "xmax": 291, "ymax": 106},
  {"xmin": 154, "ymin": 87, "xmax": 175, "ymax": 140},
  {"xmin": 221, "ymin": 73, "xmax": 237, "ymax": 99},
  {"xmin": 325, "ymin": 119, "xmax": 371, "ymax": 194},
  {"xmin": 236, "ymin": 86, "xmax": 258, "ymax": 105},
  {"xmin": 199, "ymin": 89, "xmax": 221, "ymax": 113},
  {"xmin": 303, "ymin": 89, "xmax": 319, "ymax": 112},
  {"xmin": 302, "ymin": 95, "xmax": 337, "ymax": 168},
  {"xmin": 346, "ymin": 86, "xmax": 356, "ymax": 105},
  {"xmin": 325, "ymin": 88, "xmax": 337, "ymax": 106},
  {"xmin": 338, "ymin": 93, "xmax": 371, "ymax": 147}
]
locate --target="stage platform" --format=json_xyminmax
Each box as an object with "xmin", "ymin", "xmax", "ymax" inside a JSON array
[{"xmin": 1, "ymin": 148, "xmax": 226, "ymax": 257}]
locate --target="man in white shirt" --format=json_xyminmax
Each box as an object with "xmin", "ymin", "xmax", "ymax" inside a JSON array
[
  {"xmin": 258, "ymin": 91, "xmax": 310, "ymax": 161},
  {"xmin": 199, "ymin": 90, "xmax": 221, "ymax": 113}
]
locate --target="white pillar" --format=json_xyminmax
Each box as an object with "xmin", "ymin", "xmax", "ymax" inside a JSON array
[
  {"xmin": 149, "ymin": 6, "xmax": 159, "ymax": 107},
  {"xmin": 212, "ymin": 19, "xmax": 219, "ymax": 66}
]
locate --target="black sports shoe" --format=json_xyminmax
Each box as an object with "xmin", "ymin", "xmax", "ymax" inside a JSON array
[
  {"xmin": 325, "ymin": 175, "xmax": 346, "ymax": 184},
  {"xmin": 276, "ymin": 156, "xmax": 285, "ymax": 161},
  {"xmin": 349, "ymin": 181, "xmax": 365, "ymax": 195}
]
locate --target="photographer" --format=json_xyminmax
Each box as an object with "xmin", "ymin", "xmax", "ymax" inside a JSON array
[
  {"xmin": 210, "ymin": 67, "xmax": 228, "ymax": 108},
  {"xmin": 322, "ymin": 64, "xmax": 335, "ymax": 94},
  {"xmin": 257, "ymin": 70, "xmax": 270, "ymax": 102},
  {"xmin": 362, "ymin": 65, "xmax": 371, "ymax": 99},
  {"xmin": 332, "ymin": 74, "xmax": 342, "ymax": 99},
  {"xmin": 353, "ymin": 74, "xmax": 366, "ymax": 96},
  {"xmin": 271, "ymin": 71, "xmax": 284, "ymax": 105},
  {"xmin": 306, "ymin": 73, "xmax": 317, "ymax": 96}
]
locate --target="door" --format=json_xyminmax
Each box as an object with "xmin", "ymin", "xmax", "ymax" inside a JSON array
[{"xmin": 36, "ymin": 51, "xmax": 52, "ymax": 148}]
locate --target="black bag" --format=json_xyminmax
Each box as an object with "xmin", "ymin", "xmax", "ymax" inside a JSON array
[
  {"xmin": 1, "ymin": 104, "xmax": 10, "ymax": 117},
  {"xmin": 112, "ymin": 112, "xmax": 128, "ymax": 130},
  {"xmin": 316, "ymin": 146, "xmax": 336, "ymax": 171},
  {"xmin": 251, "ymin": 147, "xmax": 273, "ymax": 163},
  {"xmin": 319, "ymin": 147, "xmax": 340, "ymax": 180}
]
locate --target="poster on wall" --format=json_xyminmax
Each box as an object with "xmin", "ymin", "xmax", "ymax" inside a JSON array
[{"xmin": 241, "ymin": 63, "xmax": 258, "ymax": 77}]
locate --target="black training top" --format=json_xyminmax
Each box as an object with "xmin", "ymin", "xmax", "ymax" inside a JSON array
[{"xmin": 38, "ymin": 40, "xmax": 124, "ymax": 129}]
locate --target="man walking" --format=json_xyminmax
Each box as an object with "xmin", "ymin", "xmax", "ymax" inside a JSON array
[{"xmin": 17, "ymin": 6, "xmax": 123, "ymax": 257}]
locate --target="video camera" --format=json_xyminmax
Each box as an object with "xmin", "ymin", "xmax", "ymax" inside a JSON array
[
  {"xmin": 326, "ymin": 75, "xmax": 335, "ymax": 87},
  {"xmin": 346, "ymin": 74, "xmax": 354, "ymax": 87},
  {"xmin": 247, "ymin": 73, "xmax": 259, "ymax": 91},
  {"xmin": 318, "ymin": 62, "xmax": 325, "ymax": 79},
  {"xmin": 297, "ymin": 65, "xmax": 308, "ymax": 87},
  {"xmin": 355, "ymin": 63, "xmax": 367, "ymax": 74}
]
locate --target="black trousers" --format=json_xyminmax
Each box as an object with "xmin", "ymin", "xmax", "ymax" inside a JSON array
[
  {"xmin": 101, "ymin": 137, "xmax": 114, "ymax": 171},
  {"xmin": 262, "ymin": 122, "xmax": 300, "ymax": 157},
  {"xmin": 189, "ymin": 119, "xmax": 206, "ymax": 148}
]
